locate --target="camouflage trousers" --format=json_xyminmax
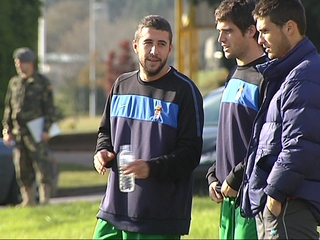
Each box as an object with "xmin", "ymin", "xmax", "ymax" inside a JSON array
[{"xmin": 13, "ymin": 134, "xmax": 54, "ymax": 191}]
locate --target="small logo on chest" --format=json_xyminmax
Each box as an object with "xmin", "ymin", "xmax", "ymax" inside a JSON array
[{"xmin": 235, "ymin": 85, "xmax": 244, "ymax": 100}]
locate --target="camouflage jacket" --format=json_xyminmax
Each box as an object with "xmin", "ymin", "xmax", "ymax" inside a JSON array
[{"xmin": 2, "ymin": 72, "xmax": 56, "ymax": 136}]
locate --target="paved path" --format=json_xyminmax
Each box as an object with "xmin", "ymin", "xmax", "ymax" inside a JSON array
[
  {"xmin": 51, "ymin": 193, "xmax": 103, "ymax": 204},
  {"xmin": 53, "ymin": 151, "xmax": 94, "ymax": 167},
  {"xmin": 0, "ymin": 194, "xmax": 104, "ymax": 208}
]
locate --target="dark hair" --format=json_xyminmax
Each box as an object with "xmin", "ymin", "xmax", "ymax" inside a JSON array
[
  {"xmin": 215, "ymin": 0, "xmax": 257, "ymax": 37},
  {"xmin": 13, "ymin": 47, "xmax": 36, "ymax": 62},
  {"xmin": 134, "ymin": 15, "xmax": 173, "ymax": 44},
  {"xmin": 253, "ymin": 0, "xmax": 306, "ymax": 35}
]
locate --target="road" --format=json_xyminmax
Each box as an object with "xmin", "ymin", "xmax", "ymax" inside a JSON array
[
  {"xmin": 53, "ymin": 151, "xmax": 94, "ymax": 167},
  {"xmin": 51, "ymin": 193, "xmax": 103, "ymax": 204},
  {"xmin": 50, "ymin": 150, "xmax": 104, "ymax": 204}
]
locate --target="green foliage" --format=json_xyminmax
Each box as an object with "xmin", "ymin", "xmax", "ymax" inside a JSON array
[
  {"xmin": 0, "ymin": 0, "xmax": 41, "ymax": 133},
  {"xmin": 197, "ymin": 68, "xmax": 229, "ymax": 95},
  {"xmin": 301, "ymin": 0, "xmax": 320, "ymax": 51},
  {"xmin": 55, "ymin": 75, "xmax": 80, "ymax": 118}
]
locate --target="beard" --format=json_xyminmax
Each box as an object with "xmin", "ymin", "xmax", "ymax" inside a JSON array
[
  {"xmin": 139, "ymin": 56, "xmax": 168, "ymax": 77},
  {"xmin": 269, "ymin": 32, "xmax": 291, "ymax": 59}
]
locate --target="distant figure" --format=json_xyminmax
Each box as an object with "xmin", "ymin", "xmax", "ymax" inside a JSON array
[
  {"xmin": 206, "ymin": 0, "xmax": 267, "ymax": 239},
  {"xmin": 2, "ymin": 47, "xmax": 57, "ymax": 206},
  {"xmin": 92, "ymin": 15, "xmax": 204, "ymax": 239}
]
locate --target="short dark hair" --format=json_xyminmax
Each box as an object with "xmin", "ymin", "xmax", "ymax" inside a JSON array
[
  {"xmin": 253, "ymin": 0, "xmax": 306, "ymax": 35},
  {"xmin": 13, "ymin": 47, "xmax": 36, "ymax": 62},
  {"xmin": 215, "ymin": 0, "xmax": 257, "ymax": 36},
  {"xmin": 134, "ymin": 15, "xmax": 173, "ymax": 44}
]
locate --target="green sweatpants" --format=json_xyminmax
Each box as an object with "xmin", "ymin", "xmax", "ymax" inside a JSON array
[
  {"xmin": 93, "ymin": 218, "xmax": 181, "ymax": 240},
  {"xmin": 219, "ymin": 197, "xmax": 257, "ymax": 239}
]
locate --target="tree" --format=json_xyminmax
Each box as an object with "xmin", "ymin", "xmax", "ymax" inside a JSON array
[
  {"xmin": 45, "ymin": 0, "xmax": 88, "ymax": 53},
  {"xmin": 0, "ymin": 0, "xmax": 41, "ymax": 135},
  {"xmin": 106, "ymin": 0, "xmax": 174, "ymax": 22},
  {"xmin": 195, "ymin": 0, "xmax": 320, "ymax": 52},
  {"xmin": 301, "ymin": 0, "xmax": 320, "ymax": 51},
  {"xmin": 44, "ymin": 0, "xmax": 175, "ymax": 117},
  {"xmin": 105, "ymin": 40, "xmax": 136, "ymax": 94}
]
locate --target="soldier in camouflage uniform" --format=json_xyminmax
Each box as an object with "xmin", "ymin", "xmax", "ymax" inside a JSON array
[{"xmin": 2, "ymin": 47, "xmax": 56, "ymax": 206}]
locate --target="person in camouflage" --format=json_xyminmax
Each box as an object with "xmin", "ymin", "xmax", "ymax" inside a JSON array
[{"xmin": 2, "ymin": 47, "xmax": 57, "ymax": 206}]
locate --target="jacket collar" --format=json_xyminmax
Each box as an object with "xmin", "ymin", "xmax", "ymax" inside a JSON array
[{"xmin": 256, "ymin": 37, "xmax": 317, "ymax": 82}]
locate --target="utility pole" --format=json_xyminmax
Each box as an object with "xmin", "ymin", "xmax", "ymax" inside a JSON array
[
  {"xmin": 89, "ymin": 0, "xmax": 96, "ymax": 117},
  {"xmin": 38, "ymin": 0, "xmax": 46, "ymax": 73}
]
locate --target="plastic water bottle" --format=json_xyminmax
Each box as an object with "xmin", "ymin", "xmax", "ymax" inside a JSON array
[{"xmin": 117, "ymin": 145, "xmax": 135, "ymax": 192}]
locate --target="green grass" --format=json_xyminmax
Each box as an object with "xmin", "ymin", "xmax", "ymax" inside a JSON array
[
  {"xmin": 57, "ymin": 163, "xmax": 107, "ymax": 188},
  {"xmin": 56, "ymin": 163, "xmax": 220, "ymax": 238},
  {"xmin": 52, "ymin": 164, "xmax": 220, "ymax": 238},
  {"xmin": 58, "ymin": 116, "xmax": 101, "ymax": 133},
  {"xmin": 0, "ymin": 201, "xmax": 99, "ymax": 239},
  {"xmin": 184, "ymin": 197, "xmax": 220, "ymax": 239},
  {"xmin": 1, "ymin": 158, "xmax": 220, "ymax": 238},
  {"xmin": 0, "ymin": 197, "xmax": 220, "ymax": 239}
]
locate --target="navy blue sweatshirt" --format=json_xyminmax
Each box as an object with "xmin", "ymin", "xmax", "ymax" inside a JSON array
[
  {"xmin": 95, "ymin": 67, "xmax": 204, "ymax": 235},
  {"xmin": 206, "ymin": 56, "xmax": 267, "ymax": 190}
]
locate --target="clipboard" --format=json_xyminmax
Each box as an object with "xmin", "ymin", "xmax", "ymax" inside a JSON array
[{"xmin": 26, "ymin": 117, "xmax": 61, "ymax": 142}]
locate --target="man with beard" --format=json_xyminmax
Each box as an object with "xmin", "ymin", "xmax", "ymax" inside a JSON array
[
  {"xmin": 240, "ymin": 0, "xmax": 320, "ymax": 238},
  {"xmin": 92, "ymin": 15, "xmax": 204, "ymax": 239}
]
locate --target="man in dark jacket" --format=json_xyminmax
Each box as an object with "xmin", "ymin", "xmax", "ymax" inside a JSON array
[{"xmin": 241, "ymin": 0, "xmax": 320, "ymax": 238}]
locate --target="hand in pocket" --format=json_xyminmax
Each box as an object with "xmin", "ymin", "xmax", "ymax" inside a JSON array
[{"xmin": 266, "ymin": 195, "xmax": 282, "ymax": 216}]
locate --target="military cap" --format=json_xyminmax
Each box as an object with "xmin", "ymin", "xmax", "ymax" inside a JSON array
[{"xmin": 13, "ymin": 47, "xmax": 36, "ymax": 62}]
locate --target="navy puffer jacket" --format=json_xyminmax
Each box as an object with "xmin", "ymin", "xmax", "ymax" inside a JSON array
[{"xmin": 241, "ymin": 37, "xmax": 320, "ymax": 223}]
